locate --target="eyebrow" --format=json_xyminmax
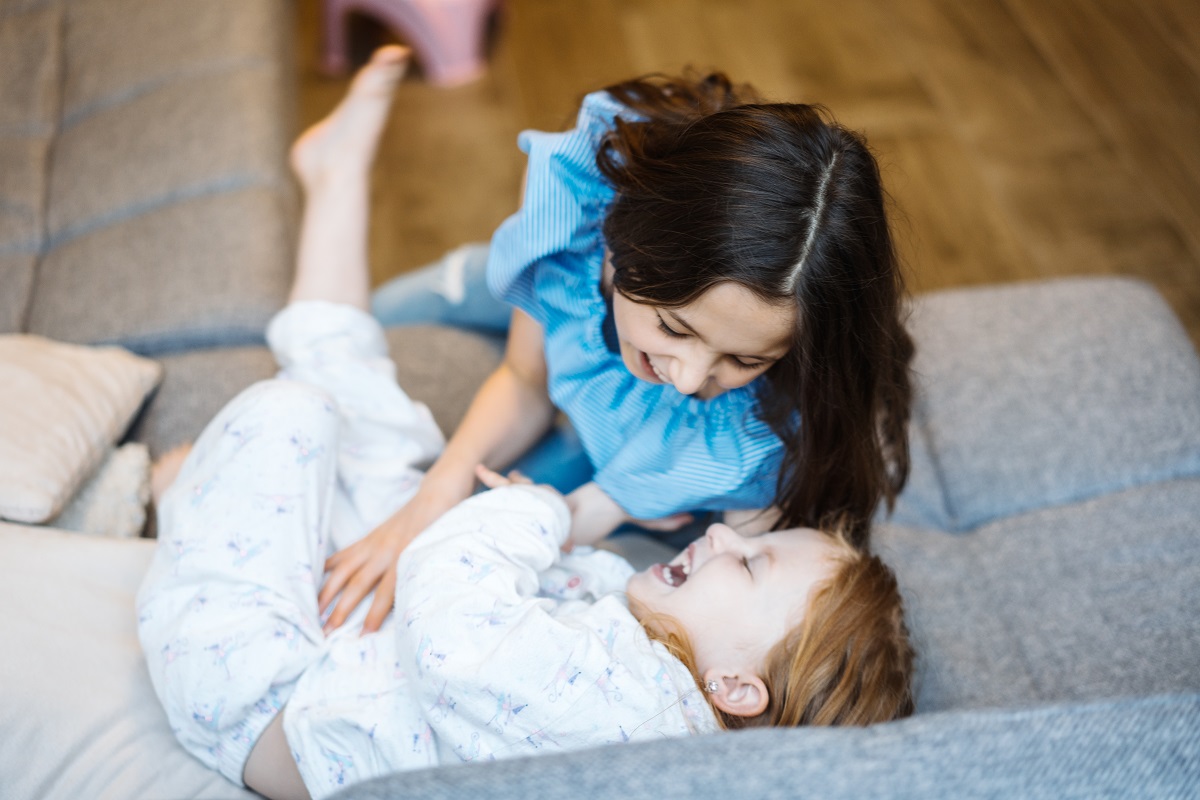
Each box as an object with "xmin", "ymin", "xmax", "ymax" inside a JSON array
[
  {"xmin": 664, "ymin": 309, "xmax": 701, "ymax": 337},
  {"xmin": 664, "ymin": 310, "xmax": 780, "ymax": 363}
]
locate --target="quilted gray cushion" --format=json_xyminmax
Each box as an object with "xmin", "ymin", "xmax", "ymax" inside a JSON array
[
  {"xmin": 891, "ymin": 277, "xmax": 1200, "ymax": 531},
  {"xmin": 3, "ymin": 0, "xmax": 296, "ymax": 351},
  {"xmin": 0, "ymin": 4, "xmax": 57, "ymax": 333}
]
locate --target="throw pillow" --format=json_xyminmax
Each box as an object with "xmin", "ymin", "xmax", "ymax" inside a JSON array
[
  {"xmin": 48, "ymin": 443, "xmax": 152, "ymax": 538},
  {"xmin": 0, "ymin": 335, "xmax": 162, "ymax": 524}
]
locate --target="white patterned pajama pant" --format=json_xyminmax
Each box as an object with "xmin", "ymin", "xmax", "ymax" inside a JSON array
[{"xmin": 136, "ymin": 301, "xmax": 444, "ymax": 786}]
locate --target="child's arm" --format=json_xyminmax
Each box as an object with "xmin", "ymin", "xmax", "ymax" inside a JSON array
[
  {"xmin": 318, "ymin": 308, "xmax": 558, "ymax": 634},
  {"xmin": 566, "ymin": 482, "xmax": 694, "ymax": 548},
  {"xmin": 393, "ymin": 486, "xmax": 706, "ymax": 755}
]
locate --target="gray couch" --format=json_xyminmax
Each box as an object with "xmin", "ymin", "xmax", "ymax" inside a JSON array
[{"xmin": 2, "ymin": 1, "xmax": 1197, "ymax": 798}]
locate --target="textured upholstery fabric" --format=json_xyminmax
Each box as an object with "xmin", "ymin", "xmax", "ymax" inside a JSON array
[
  {"xmin": 893, "ymin": 277, "xmax": 1200, "ymax": 531},
  {"xmin": 131, "ymin": 325, "xmax": 502, "ymax": 457},
  {"xmin": 333, "ymin": 693, "xmax": 1200, "ymax": 800},
  {"xmin": 0, "ymin": 5, "xmax": 56, "ymax": 332},
  {"xmin": 382, "ymin": 324, "xmax": 504, "ymax": 439},
  {"xmin": 879, "ymin": 478, "xmax": 1200, "ymax": 713},
  {"xmin": 128, "ymin": 345, "xmax": 280, "ymax": 457},
  {"xmin": 0, "ymin": 254, "xmax": 36, "ymax": 333},
  {"xmin": 31, "ymin": 188, "xmax": 295, "ymax": 352},
  {"xmin": 1, "ymin": 0, "xmax": 296, "ymax": 351}
]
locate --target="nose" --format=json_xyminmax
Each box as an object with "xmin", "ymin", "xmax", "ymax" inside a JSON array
[
  {"xmin": 705, "ymin": 523, "xmax": 743, "ymax": 554},
  {"xmin": 669, "ymin": 353, "xmax": 715, "ymax": 396}
]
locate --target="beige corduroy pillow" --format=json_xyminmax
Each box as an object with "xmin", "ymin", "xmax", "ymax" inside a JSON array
[{"xmin": 0, "ymin": 335, "xmax": 162, "ymax": 524}]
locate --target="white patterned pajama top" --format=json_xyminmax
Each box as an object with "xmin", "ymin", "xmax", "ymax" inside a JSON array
[{"xmin": 136, "ymin": 301, "xmax": 718, "ymax": 799}]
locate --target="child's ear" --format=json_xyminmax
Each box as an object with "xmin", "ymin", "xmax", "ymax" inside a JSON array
[{"xmin": 703, "ymin": 669, "xmax": 769, "ymax": 718}]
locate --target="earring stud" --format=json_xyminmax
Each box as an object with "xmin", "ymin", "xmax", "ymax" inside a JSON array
[{"xmin": 704, "ymin": 679, "xmax": 720, "ymax": 694}]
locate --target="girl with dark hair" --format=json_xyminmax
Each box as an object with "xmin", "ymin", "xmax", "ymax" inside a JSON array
[{"xmin": 339, "ymin": 62, "xmax": 914, "ymax": 635}]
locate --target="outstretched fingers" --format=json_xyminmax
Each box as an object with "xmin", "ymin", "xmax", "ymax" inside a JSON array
[
  {"xmin": 318, "ymin": 509, "xmax": 421, "ymax": 634},
  {"xmin": 475, "ymin": 464, "xmax": 533, "ymax": 489},
  {"xmin": 363, "ymin": 569, "xmax": 397, "ymax": 634}
]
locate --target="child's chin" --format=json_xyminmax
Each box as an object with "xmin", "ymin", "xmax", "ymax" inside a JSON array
[{"xmin": 625, "ymin": 571, "xmax": 657, "ymax": 607}]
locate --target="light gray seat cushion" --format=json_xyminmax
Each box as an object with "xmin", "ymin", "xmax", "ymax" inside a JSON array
[
  {"xmin": 334, "ymin": 692, "xmax": 1200, "ymax": 800},
  {"xmin": 891, "ymin": 277, "xmax": 1200, "ymax": 532},
  {"xmin": 131, "ymin": 324, "xmax": 503, "ymax": 457},
  {"xmin": 0, "ymin": 0, "xmax": 296, "ymax": 352},
  {"xmin": 879, "ymin": 478, "xmax": 1200, "ymax": 713}
]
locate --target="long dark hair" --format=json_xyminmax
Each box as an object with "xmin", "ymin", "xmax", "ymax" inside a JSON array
[{"xmin": 596, "ymin": 72, "xmax": 914, "ymax": 547}]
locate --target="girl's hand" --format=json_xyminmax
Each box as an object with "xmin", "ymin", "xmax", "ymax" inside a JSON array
[
  {"xmin": 564, "ymin": 482, "xmax": 693, "ymax": 549},
  {"xmin": 319, "ymin": 477, "xmax": 469, "ymax": 634},
  {"xmin": 474, "ymin": 464, "xmax": 534, "ymax": 488},
  {"xmin": 475, "ymin": 464, "xmax": 566, "ymax": 504}
]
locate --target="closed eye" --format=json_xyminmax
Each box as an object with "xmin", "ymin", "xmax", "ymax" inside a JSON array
[
  {"xmin": 730, "ymin": 356, "xmax": 766, "ymax": 371},
  {"xmin": 742, "ymin": 556, "xmax": 753, "ymax": 576},
  {"xmin": 657, "ymin": 316, "xmax": 688, "ymax": 339}
]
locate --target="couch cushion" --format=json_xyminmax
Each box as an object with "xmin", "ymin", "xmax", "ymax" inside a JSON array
[
  {"xmin": 0, "ymin": 522, "xmax": 257, "ymax": 800},
  {"xmin": 131, "ymin": 324, "xmax": 503, "ymax": 458},
  {"xmin": 60, "ymin": 0, "xmax": 293, "ymax": 125},
  {"xmin": 47, "ymin": 442, "xmax": 151, "ymax": 538},
  {"xmin": 893, "ymin": 277, "xmax": 1200, "ymax": 531},
  {"xmin": 29, "ymin": 187, "xmax": 294, "ymax": 353},
  {"xmin": 10, "ymin": 0, "xmax": 297, "ymax": 352},
  {"xmin": 128, "ymin": 345, "xmax": 278, "ymax": 457},
  {"xmin": 0, "ymin": 335, "xmax": 161, "ymax": 524},
  {"xmin": 0, "ymin": 254, "xmax": 35, "ymax": 334},
  {"xmin": 382, "ymin": 324, "xmax": 504, "ymax": 438},
  {"xmin": 0, "ymin": 5, "xmax": 57, "ymax": 333},
  {"xmin": 47, "ymin": 56, "xmax": 292, "ymax": 242},
  {"xmin": 878, "ymin": 478, "xmax": 1200, "ymax": 713}
]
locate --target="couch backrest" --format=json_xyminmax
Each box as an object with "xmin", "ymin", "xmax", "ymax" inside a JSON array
[{"xmin": 0, "ymin": 0, "xmax": 296, "ymax": 354}]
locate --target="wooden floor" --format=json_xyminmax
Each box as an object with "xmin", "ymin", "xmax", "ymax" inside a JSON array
[{"xmin": 294, "ymin": 0, "xmax": 1200, "ymax": 348}]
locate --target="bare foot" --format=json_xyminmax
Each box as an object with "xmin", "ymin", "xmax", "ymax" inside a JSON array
[
  {"xmin": 151, "ymin": 443, "xmax": 193, "ymax": 505},
  {"xmin": 290, "ymin": 45, "xmax": 411, "ymax": 189}
]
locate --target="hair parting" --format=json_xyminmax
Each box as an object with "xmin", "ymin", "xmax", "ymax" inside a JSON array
[{"xmin": 785, "ymin": 150, "xmax": 839, "ymax": 294}]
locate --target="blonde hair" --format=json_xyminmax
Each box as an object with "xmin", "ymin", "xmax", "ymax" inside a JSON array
[{"xmin": 637, "ymin": 531, "xmax": 914, "ymax": 729}]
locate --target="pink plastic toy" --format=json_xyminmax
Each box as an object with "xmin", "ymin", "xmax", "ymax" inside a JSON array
[{"xmin": 321, "ymin": 0, "xmax": 500, "ymax": 86}]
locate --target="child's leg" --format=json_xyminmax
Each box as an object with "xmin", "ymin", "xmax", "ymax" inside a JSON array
[
  {"xmin": 280, "ymin": 44, "xmax": 444, "ymax": 537},
  {"xmin": 288, "ymin": 45, "xmax": 409, "ymax": 310},
  {"xmin": 266, "ymin": 301, "xmax": 445, "ymax": 544},
  {"xmin": 136, "ymin": 380, "xmax": 342, "ymax": 786}
]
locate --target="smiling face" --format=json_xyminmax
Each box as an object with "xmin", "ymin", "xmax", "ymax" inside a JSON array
[
  {"xmin": 627, "ymin": 524, "xmax": 844, "ymax": 680},
  {"xmin": 610, "ymin": 280, "xmax": 796, "ymax": 400}
]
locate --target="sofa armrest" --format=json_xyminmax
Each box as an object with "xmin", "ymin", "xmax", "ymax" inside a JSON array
[{"xmin": 333, "ymin": 692, "xmax": 1200, "ymax": 800}]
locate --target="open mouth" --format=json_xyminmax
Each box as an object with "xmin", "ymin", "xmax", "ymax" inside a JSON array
[{"xmin": 654, "ymin": 543, "xmax": 694, "ymax": 587}]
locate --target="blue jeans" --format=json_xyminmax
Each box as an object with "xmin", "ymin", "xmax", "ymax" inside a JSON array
[
  {"xmin": 371, "ymin": 243, "xmax": 595, "ymax": 495},
  {"xmin": 372, "ymin": 243, "xmax": 513, "ymax": 334}
]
